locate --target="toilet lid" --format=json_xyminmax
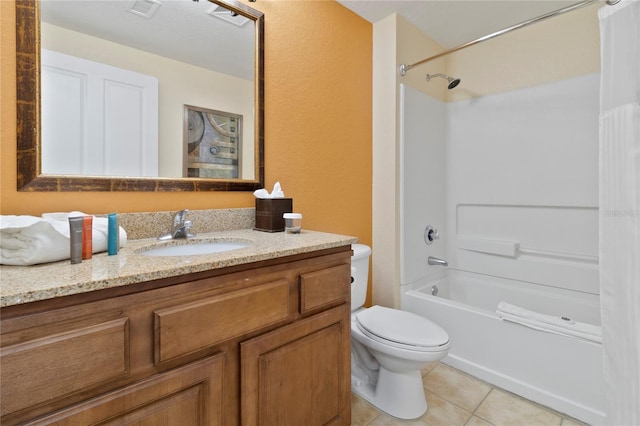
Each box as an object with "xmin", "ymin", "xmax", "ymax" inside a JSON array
[{"xmin": 356, "ymin": 305, "xmax": 449, "ymax": 350}]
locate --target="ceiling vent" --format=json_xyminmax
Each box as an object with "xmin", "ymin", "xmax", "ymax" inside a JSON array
[
  {"xmin": 128, "ymin": 0, "xmax": 161, "ymax": 19},
  {"xmin": 207, "ymin": 4, "xmax": 250, "ymax": 27}
]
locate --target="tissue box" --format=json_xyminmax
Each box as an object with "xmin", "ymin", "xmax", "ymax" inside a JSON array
[{"xmin": 254, "ymin": 198, "xmax": 293, "ymax": 232}]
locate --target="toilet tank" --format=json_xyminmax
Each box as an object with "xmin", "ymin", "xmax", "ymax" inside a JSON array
[{"xmin": 351, "ymin": 244, "xmax": 371, "ymax": 311}]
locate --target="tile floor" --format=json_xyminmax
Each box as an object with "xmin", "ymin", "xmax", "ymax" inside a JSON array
[{"xmin": 351, "ymin": 363, "xmax": 588, "ymax": 426}]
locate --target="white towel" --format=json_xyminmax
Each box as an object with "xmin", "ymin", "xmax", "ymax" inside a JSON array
[
  {"xmin": 496, "ymin": 302, "xmax": 602, "ymax": 344},
  {"xmin": 0, "ymin": 212, "xmax": 127, "ymax": 266}
]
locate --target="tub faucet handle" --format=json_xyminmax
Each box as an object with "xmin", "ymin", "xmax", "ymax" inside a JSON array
[{"xmin": 425, "ymin": 225, "xmax": 440, "ymax": 245}]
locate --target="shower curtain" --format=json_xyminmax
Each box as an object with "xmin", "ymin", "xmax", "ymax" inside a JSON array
[{"xmin": 598, "ymin": 1, "xmax": 640, "ymax": 424}]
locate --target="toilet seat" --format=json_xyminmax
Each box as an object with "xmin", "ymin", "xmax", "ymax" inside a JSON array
[{"xmin": 356, "ymin": 306, "xmax": 449, "ymax": 352}]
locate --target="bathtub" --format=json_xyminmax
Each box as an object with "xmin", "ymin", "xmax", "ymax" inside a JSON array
[{"xmin": 402, "ymin": 269, "xmax": 605, "ymax": 425}]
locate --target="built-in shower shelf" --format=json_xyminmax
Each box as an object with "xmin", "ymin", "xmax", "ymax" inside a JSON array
[{"xmin": 458, "ymin": 237, "xmax": 598, "ymax": 264}]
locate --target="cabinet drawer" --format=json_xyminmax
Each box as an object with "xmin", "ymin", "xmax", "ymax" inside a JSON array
[
  {"xmin": 0, "ymin": 318, "xmax": 129, "ymax": 417},
  {"xmin": 26, "ymin": 354, "xmax": 224, "ymax": 426},
  {"xmin": 154, "ymin": 279, "xmax": 291, "ymax": 363},
  {"xmin": 299, "ymin": 264, "xmax": 350, "ymax": 314}
]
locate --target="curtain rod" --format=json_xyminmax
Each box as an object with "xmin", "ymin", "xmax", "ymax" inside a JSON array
[{"xmin": 399, "ymin": 0, "xmax": 619, "ymax": 76}]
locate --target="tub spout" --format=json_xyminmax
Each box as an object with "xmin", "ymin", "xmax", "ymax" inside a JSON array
[{"xmin": 428, "ymin": 256, "xmax": 448, "ymax": 267}]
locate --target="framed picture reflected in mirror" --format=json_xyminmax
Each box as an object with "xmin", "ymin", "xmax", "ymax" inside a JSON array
[{"xmin": 184, "ymin": 105, "xmax": 242, "ymax": 179}]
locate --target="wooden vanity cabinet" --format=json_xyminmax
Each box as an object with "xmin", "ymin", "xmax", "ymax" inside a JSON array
[{"xmin": 0, "ymin": 247, "xmax": 352, "ymax": 426}]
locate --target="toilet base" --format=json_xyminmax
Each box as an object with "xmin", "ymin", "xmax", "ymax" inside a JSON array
[{"xmin": 351, "ymin": 365, "xmax": 427, "ymax": 419}]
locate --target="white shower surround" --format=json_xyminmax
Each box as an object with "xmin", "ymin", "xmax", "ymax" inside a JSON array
[{"xmin": 399, "ymin": 74, "xmax": 601, "ymax": 423}]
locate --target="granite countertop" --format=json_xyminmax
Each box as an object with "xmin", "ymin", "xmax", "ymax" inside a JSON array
[{"xmin": 0, "ymin": 229, "xmax": 358, "ymax": 308}]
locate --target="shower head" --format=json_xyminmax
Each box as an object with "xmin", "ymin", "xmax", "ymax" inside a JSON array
[
  {"xmin": 447, "ymin": 77, "xmax": 461, "ymax": 89},
  {"xmin": 426, "ymin": 73, "xmax": 461, "ymax": 90}
]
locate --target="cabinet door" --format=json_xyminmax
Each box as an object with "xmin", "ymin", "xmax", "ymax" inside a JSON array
[
  {"xmin": 241, "ymin": 305, "xmax": 351, "ymax": 426},
  {"xmin": 26, "ymin": 354, "xmax": 224, "ymax": 426}
]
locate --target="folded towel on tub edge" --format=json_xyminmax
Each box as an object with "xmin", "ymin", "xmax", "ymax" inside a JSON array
[{"xmin": 496, "ymin": 301, "xmax": 602, "ymax": 344}]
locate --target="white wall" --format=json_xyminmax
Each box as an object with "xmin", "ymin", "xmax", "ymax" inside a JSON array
[
  {"xmin": 399, "ymin": 84, "xmax": 447, "ymax": 287},
  {"xmin": 445, "ymin": 73, "xmax": 600, "ymax": 294},
  {"xmin": 399, "ymin": 73, "xmax": 600, "ymax": 294}
]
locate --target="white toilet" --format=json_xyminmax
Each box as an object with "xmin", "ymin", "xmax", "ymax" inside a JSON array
[{"xmin": 350, "ymin": 244, "xmax": 450, "ymax": 419}]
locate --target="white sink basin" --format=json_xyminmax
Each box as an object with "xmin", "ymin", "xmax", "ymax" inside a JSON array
[{"xmin": 141, "ymin": 241, "xmax": 249, "ymax": 257}]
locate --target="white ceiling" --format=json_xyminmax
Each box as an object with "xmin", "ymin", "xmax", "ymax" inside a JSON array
[
  {"xmin": 41, "ymin": 0, "xmax": 587, "ymax": 80},
  {"xmin": 40, "ymin": 0, "xmax": 256, "ymax": 80},
  {"xmin": 336, "ymin": 0, "xmax": 582, "ymax": 48}
]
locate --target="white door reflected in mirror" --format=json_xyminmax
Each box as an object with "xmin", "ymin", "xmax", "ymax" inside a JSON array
[{"xmin": 42, "ymin": 50, "xmax": 159, "ymax": 177}]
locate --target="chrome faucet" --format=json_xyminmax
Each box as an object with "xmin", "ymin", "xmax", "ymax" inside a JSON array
[
  {"xmin": 428, "ymin": 256, "xmax": 448, "ymax": 267},
  {"xmin": 158, "ymin": 209, "xmax": 196, "ymax": 240}
]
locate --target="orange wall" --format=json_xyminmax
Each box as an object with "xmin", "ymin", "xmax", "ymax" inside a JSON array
[{"xmin": 1, "ymin": 0, "xmax": 372, "ymax": 243}]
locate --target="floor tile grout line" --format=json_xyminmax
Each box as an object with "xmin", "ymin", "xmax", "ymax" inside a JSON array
[
  {"xmin": 479, "ymin": 382, "xmax": 580, "ymax": 424},
  {"xmin": 423, "ymin": 387, "xmax": 475, "ymax": 415},
  {"xmin": 463, "ymin": 409, "xmax": 497, "ymax": 426},
  {"xmin": 469, "ymin": 387, "xmax": 497, "ymax": 425},
  {"xmin": 429, "ymin": 362, "xmax": 578, "ymax": 424},
  {"xmin": 422, "ymin": 363, "xmax": 493, "ymax": 415},
  {"xmin": 352, "ymin": 361, "xmax": 589, "ymax": 426},
  {"xmin": 423, "ymin": 387, "xmax": 476, "ymax": 421}
]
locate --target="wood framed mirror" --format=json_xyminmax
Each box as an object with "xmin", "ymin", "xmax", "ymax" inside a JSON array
[{"xmin": 16, "ymin": 0, "xmax": 264, "ymax": 192}]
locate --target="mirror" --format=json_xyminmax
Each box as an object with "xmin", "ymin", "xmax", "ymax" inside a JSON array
[{"xmin": 16, "ymin": 0, "xmax": 264, "ymax": 191}]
